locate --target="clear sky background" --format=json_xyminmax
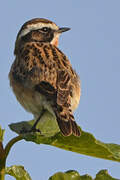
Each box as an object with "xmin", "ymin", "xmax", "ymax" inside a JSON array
[{"xmin": 1, "ymin": 0, "xmax": 120, "ymax": 179}]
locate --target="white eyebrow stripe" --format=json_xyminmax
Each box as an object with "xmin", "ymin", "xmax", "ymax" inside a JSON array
[{"xmin": 18, "ymin": 23, "xmax": 59, "ymax": 39}]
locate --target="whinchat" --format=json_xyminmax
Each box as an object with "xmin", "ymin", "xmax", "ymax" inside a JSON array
[{"xmin": 9, "ymin": 18, "xmax": 81, "ymax": 136}]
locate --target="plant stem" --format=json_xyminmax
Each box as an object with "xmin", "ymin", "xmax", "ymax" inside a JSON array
[
  {"xmin": 5, "ymin": 135, "xmax": 23, "ymax": 158},
  {"xmin": 0, "ymin": 160, "xmax": 5, "ymax": 180},
  {"xmin": 0, "ymin": 135, "xmax": 23, "ymax": 180},
  {"xmin": 0, "ymin": 142, "xmax": 5, "ymax": 180}
]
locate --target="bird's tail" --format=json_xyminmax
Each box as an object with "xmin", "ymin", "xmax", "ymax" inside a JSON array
[{"xmin": 54, "ymin": 108, "xmax": 80, "ymax": 137}]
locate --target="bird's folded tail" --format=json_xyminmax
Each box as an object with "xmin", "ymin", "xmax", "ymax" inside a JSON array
[{"xmin": 54, "ymin": 108, "xmax": 81, "ymax": 137}]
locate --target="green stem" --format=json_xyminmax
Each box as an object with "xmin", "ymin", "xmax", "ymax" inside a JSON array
[
  {"xmin": 4, "ymin": 135, "xmax": 23, "ymax": 158},
  {"xmin": 0, "ymin": 159, "xmax": 5, "ymax": 180},
  {"xmin": 0, "ymin": 142, "xmax": 5, "ymax": 180},
  {"xmin": 0, "ymin": 135, "xmax": 23, "ymax": 180}
]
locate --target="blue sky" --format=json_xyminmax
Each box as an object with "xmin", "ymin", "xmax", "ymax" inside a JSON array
[{"xmin": 1, "ymin": 0, "xmax": 120, "ymax": 179}]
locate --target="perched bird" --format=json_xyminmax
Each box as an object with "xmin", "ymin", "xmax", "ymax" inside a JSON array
[{"xmin": 9, "ymin": 18, "xmax": 81, "ymax": 136}]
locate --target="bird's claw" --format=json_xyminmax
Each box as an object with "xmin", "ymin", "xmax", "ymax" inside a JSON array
[{"xmin": 20, "ymin": 127, "xmax": 41, "ymax": 134}]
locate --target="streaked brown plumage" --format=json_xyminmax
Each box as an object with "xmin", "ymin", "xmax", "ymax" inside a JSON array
[{"xmin": 9, "ymin": 18, "xmax": 81, "ymax": 136}]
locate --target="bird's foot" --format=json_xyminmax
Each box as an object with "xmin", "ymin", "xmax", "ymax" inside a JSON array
[
  {"xmin": 20, "ymin": 126, "xmax": 41, "ymax": 134},
  {"xmin": 30, "ymin": 126, "xmax": 41, "ymax": 133}
]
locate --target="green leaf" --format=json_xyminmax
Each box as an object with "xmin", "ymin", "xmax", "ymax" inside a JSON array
[
  {"xmin": 10, "ymin": 111, "xmax": 60, "ymax": 137},
  {"xmin": 9, "ymin": 111, "xmax": 120, "ymax": 162},
  {"xmin": 95, "ymin": 170, "xmax": 119, "ymax": 180},
  {"xmin": 5, "ymin": 165, "xmax": 32, "ymax": 180},
  {"xmin": 49, "ymin": 170, "xmax": 119, "ymax": 180},
  {"xmin": 49, "ymin": 170, "xmax": 92, "ymax": 180},
  {"xmin": 0, "ymin": 125, "xmax": 5, "ymax": 142}
]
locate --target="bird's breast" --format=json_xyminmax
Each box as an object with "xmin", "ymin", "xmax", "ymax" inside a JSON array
[{"xmin": 9, "ymin": 75, "xmax": 55, "ymax": 117}]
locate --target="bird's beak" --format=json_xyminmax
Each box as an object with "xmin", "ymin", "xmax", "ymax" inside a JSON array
[{"xmin": 57, "ymin": 27, "xmax": 71, "ymax": 33}]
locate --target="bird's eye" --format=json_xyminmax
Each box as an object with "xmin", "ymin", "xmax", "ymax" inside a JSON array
[{"xmin": 41, "ymin": 27, "xmax": 49, "ymax": 32}]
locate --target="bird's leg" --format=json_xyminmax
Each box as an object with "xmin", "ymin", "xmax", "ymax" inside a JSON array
[
  {"xmin": 30, "ymin": 109, "xmax": 46, "ymax": 132},
  {"xmin": 20, "ymin": 110, "xmax": 46, "ymax": 134}
]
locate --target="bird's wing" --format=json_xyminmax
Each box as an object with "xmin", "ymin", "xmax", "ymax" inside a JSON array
[
  {"xmin": 11, "ymin": 42, "xmax": 80, "ymax": 136},
  {"xmin": 55, "ymin": 69, "xmax": 80, "ymax": 136}
]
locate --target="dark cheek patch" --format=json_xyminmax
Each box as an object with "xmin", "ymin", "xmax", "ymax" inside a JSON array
[
  {"xmin": 21, "ymin": 30, "xmax": 54, "ymax": 43},
  {"xmin": 44, "ymin": 31, "xmax": 54, "ymax": 42}
]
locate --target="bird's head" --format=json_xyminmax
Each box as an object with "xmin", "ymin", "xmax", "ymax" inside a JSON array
[{"xmin": 15, "ymin": 18, "xmax": 70, "ymax": 54}]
